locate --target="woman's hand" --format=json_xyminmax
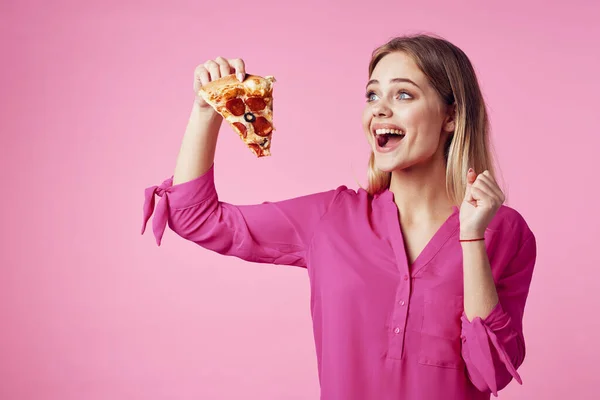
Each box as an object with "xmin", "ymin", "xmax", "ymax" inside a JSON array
[
  {"xmin": 193, "ymin": 57, "xmax": 246, "ymax": 108},
  {"xmin": 459, "ymin": 168, "xmax": 505, "ymax": 239}
]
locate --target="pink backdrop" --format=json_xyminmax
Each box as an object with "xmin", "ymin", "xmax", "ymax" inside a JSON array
[{"xmin": 2, "ymin": 0, "xmax": 599, "ymax": 399}]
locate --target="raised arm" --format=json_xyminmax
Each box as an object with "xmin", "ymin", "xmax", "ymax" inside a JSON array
[
  {"xmin": 142, "ymin": 58, "xmax": 346, "ymax": 267},
  {"xmin": 172, "ymin": 56, "xmax": 247, "ymax": 185}
]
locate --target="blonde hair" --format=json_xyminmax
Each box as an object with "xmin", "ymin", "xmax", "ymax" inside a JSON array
[{"xmin": 366, "ymin": 34, "xmax": 499, "ymax": 206}]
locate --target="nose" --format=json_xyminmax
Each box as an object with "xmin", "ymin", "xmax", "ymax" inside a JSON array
[{"xmin": 372, "ymin": 99, "xmax": 392, "ymax": 118}]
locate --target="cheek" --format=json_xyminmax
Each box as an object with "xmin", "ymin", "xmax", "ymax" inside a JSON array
[
  {"xmin": 405, "ymin": 105, "xmax": 440, "ymax": 137},
  {"xmin": 362, "ymin": 107, "xmax": 372, "ymax": 135},
  {"xmin": 361, "ymin": 106, "xmax": 371, "ymax": 126}
]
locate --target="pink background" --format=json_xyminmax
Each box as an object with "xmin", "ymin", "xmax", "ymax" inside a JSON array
[{"xmin": 2, "ymin": 0, "xmax": 599, "ymax": 399}]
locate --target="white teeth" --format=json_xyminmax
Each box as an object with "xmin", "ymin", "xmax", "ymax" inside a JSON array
[{"xmin": 375, "ymin": 128, "xmax": 404, "ymax": 135}]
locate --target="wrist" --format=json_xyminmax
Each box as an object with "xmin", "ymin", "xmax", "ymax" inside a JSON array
[
  {"xmin": 191, "ymin": 100, "xmax": 220, "ymax": 117},
  {"xmin": 190, "ymin": 103, "xmax": 222, "ymax": 124},
  {"xmin": 459, "ymin": 229, "xmax": 485, "ymax": 240},
  {"xmin": 460, "ymin": 229, "xmax": 486, "ymax": 249},
  {"xmin": 460, "ymin": 240, "xmax": 486, "ymax": 250}
]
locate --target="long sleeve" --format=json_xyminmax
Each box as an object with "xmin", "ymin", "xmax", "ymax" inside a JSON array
[
  {"xmin": 460, "ymin": 231, "xmax": 537, "ymax": 397},
  {"xmin": 141, "ymin": 164, "xmax": 346, "ymax": 267}
]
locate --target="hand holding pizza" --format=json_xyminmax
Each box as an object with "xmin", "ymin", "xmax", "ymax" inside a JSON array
[
  {"xmin": 193, "ymin": 57, "xmax": 247, "ymax": 109},
  {"xmin": 192, "ymin": 57, "xmax": 276, "ymax": 158}
]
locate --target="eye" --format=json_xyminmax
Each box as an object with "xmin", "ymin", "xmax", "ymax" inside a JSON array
[
  {"xmin": 366, "ymin": 91, "xmax": 378, "ymax": 102},
  {"xmin": 397, "ymin": 91, "xmax": 412, "ymax": 100}
]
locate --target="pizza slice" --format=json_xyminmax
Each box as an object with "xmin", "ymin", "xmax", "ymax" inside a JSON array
[{"xmin": 198, "ymin": 74, "xmax": 276, "ymax": 157}]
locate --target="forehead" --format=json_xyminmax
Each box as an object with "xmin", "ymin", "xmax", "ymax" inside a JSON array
[{"xmin": 370, "ymin": 52, "xmax": 425, "ymax": 85}]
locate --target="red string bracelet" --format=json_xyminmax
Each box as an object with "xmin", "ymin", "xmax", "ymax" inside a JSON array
[{"xmin": 459, "ymin": 237, "xmax": 485, "ymax": 242}]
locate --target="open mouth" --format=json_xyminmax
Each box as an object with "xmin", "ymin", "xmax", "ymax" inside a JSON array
[{"xmin": 374, "ymin": 128, "xmax": 405, "ymax": 148}]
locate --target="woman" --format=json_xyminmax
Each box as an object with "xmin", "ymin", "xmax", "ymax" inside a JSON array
[{"xmin": 142, "ymin": 34, "xmax": 536, "ymax": 400}]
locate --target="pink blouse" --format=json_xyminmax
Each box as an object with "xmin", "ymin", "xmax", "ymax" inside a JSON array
[{"xmin": 142, "ymin": 164, "xmax": 536, "ymax": 400}]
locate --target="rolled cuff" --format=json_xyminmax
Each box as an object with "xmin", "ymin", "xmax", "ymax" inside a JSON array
[
  {"xmin": 461, "ymin": 302, "xmax": 522, "ymax": 397},
  {"xmin": 141, "ymin": 164, "xmax": 217, "ymax": 246}
]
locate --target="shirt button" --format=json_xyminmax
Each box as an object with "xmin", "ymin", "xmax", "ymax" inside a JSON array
[
  {"xmin": 399, "ymin": 300, "xmax": 405, "ymax": 306},
  {"xmin": 394, "ymin": 327, "xmax": 402, "ymax": 334},
  {"xmin": 403, "ymin": 275, "xmax": 409, "ymax": 281}
]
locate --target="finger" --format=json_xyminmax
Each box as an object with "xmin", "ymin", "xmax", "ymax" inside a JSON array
[
  {"xmin": 228, "ymin": 58, "xmax": 246, "ymax": 81},
  {"xmin": 464, "ymin": 168, "xmax": 476, "ymax": 198},
  {"xmin": 464, "ymin": 184, "xmax": 475, "ymax": 204},
  {"xmin": 194, "ymin": 65, "xmax": 210, "ymax": 90},
  {"xmin": 467, "ymin": 168, "xmax": 477, "ymax": 185},
  {"xmin": 204, "ymin": 60, "xmax": 221, "ymax": 81},
  {"xmin": 470, "ymin": 186, "xmax": 486, "ymax": 202},
  {"xmin": 477, "ymin": 173, "xmax": 505, "ymax": 201},
  {"xmin": 481, "ymin": 170, "xmax": 498, "ymax": 182},
  {"xmin": 478, "ymin": 174, "xmax": 504, "ymax": 200},
  {"xmin": 472, "ymin": 178, "xmax": 500, "ymax": 205},
  {"xmin": 480, "ymin": 170, "xmax": 499, "ymax": 188},
  {"xmin": 464, "ymin": 189, "xmax": 475, "ymax": 205},
  {"xmin": 214, "ymin": 56, "xmax": 231, "ymax": 78}
]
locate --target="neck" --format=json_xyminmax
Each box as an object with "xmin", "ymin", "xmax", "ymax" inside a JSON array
[{"xmin": 388, "ymin": 159, "xmax": 454, "ymax": 226}]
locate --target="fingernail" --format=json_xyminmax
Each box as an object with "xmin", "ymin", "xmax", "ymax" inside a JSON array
[
  {"xmin": 468, "ymin": 168, "xmax": 474, "ymax": 173},
  {"xmin": 237, "ymin": 73, "xmax": 244, "ymax": 82}
]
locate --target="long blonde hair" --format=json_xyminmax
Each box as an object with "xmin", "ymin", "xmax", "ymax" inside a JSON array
[{"xmin": 366, "ymin": 34, "xmax": 499, "ymax": 205}]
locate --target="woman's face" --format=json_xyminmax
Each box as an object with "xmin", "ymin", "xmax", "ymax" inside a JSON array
[{"xmin": 362, "ymin": 51, "xmax": 455, "ymax": 173}]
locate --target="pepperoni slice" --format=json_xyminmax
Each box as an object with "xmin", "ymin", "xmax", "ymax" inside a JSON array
[
  {"xmin": 248, "ymin": 143, "xmax": 262, "ymax": 156},
  {"xmin": 232, "ymin": 122, "xmax": 247, "ymax": 138},
  {"xmin": 245, "ymin": 97, "xmax": 267, "ymax": 112},
  {"xmin": 225, "ymin": 98, "xmax": 245, "ymax": 116},
  {"xmin": 251, "ymin": 117, "xmax": 273, "ymax": 137}
]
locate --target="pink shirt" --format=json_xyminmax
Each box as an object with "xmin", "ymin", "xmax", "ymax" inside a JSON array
[{"xmin": 142, "ymin": 164, "xmax": 536, "ymax": 400}]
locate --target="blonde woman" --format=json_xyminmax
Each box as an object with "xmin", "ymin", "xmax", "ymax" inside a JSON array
[{"xmin": 142, "ymin": 34, "xmax": 536, "ymax": 400}]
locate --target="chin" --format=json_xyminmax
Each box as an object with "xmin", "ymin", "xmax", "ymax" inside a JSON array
[{"xmin": 373, "ymin": 153, "xmax": 405, "ymax": 173}]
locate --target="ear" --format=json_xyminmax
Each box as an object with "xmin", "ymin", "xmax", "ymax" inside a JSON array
[{"xmin": 443, "ymin": 103, "xmax": 456, "ymax": 133}]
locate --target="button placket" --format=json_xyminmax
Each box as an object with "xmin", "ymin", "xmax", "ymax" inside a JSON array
[
  {"xmin": 382, "ymin": 196, "xmax": 412, "ymax": 360},
  {"xmin": 387, "ymin": 279, "xmax": 411, "ymax": 360}
]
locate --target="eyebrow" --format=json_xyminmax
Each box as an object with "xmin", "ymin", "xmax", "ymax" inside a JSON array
[{"xmin": 366, "ymin": 78, "xmax": 421, "ymax": 90}]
